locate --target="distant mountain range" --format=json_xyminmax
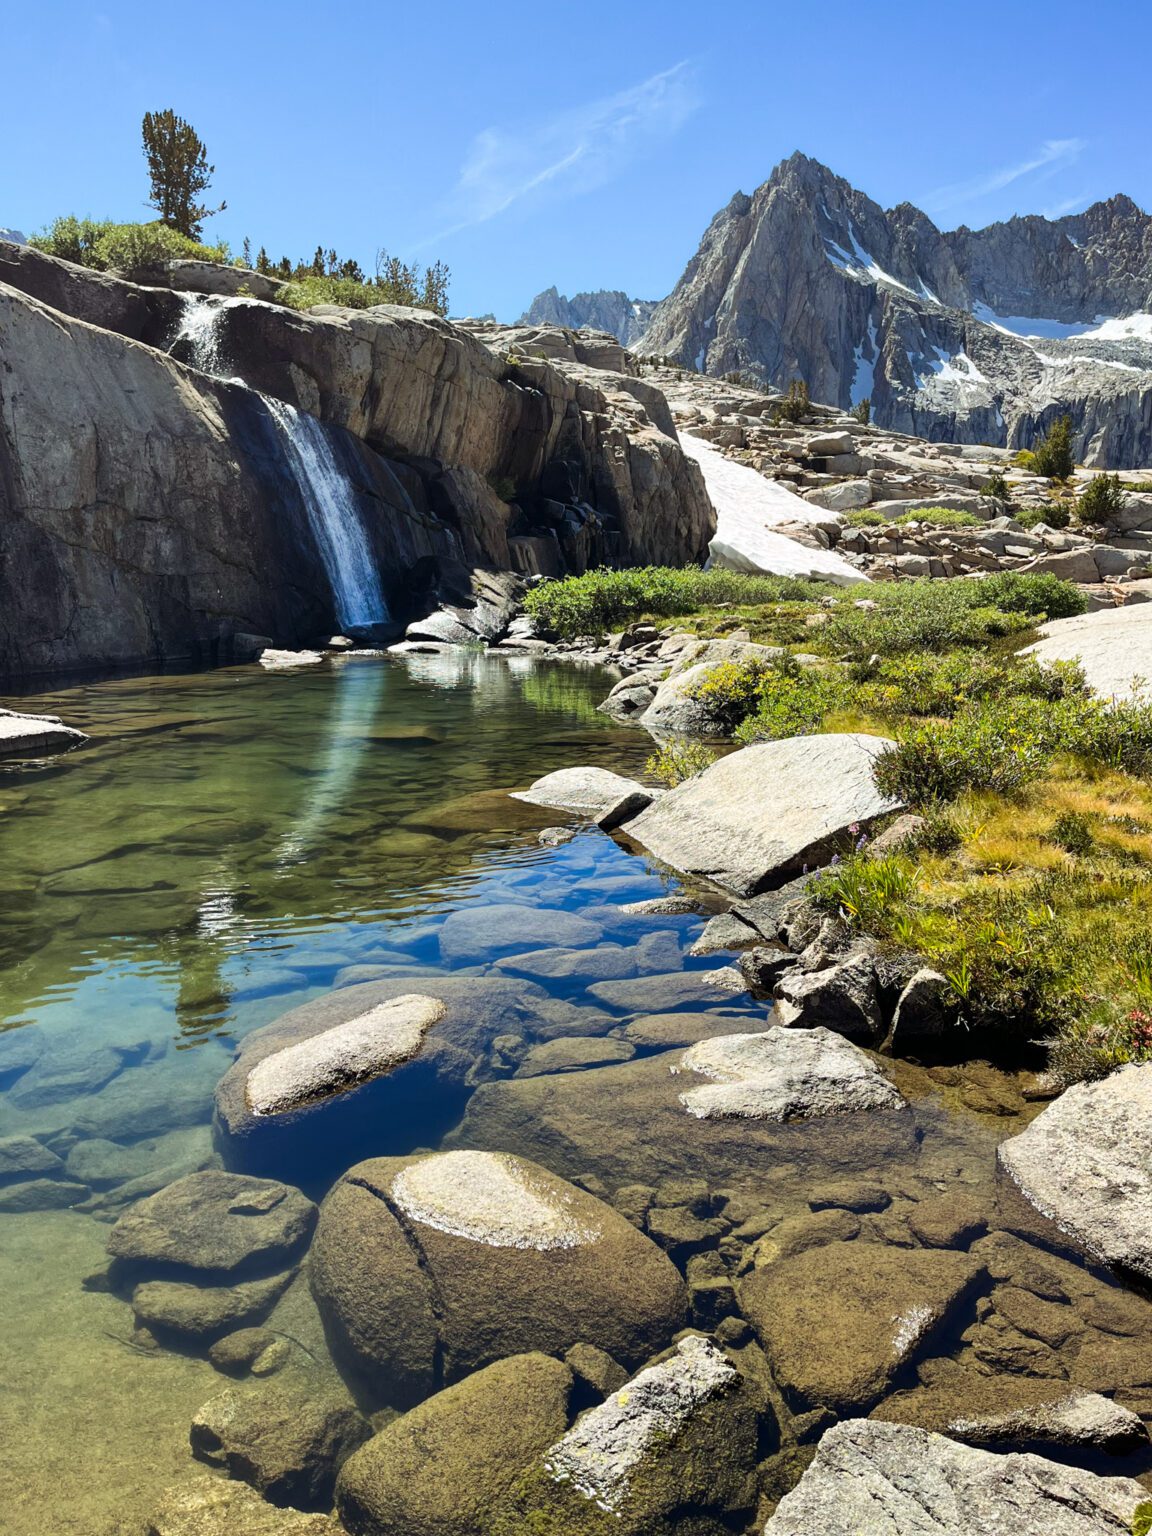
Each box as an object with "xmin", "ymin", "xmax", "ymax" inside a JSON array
[
  {"xmin": 0, "ymin": 229, "xmax": 27, "ymax": 245},
  {"xmin": 518, "ymin": 287, "xmax": 659, "ymax": 348},
  {"xmin": 521, "ymin": 153, "xmax": 1152, "ymax": 465}
]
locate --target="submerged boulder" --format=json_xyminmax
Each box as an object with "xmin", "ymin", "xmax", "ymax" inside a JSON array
[
  {"xmin": 310, "ymin": 1150, "xmax": 686, "ymax": 1407},
  {"xmin": 997, "ymin": 1063, "xmax": 1152, "ymax": 1284},
  {"xmin": 214, "ymin": 975, "xmax": 596, "ymax": 1178},
  {"xmin": 502, "ymin": 1336, "xmax": 762, "ymax": 1535},
  {"xmin": 764, "ymin": 1419, "xmax": 1148, "ymax": 1536},
  {"xmin": 144, "ymin": 1473, "xmax": 338, "ymax": 1534},
  {"xmin": 191, "ymin": 1375, "xmax": 370, "ymax": 1508},
  {"xmin": 451, "ymin": 1039, "xmax": 917, "ymax": 1190},
  {"xmin": 740, "ymin": 1242, "xmax": 986, "ymax": 1412},
  {"xmin": 872, "ymin": 1363, "xmax": 1148, "ymax": 1454},
  {"xmin": 106, "ymin": 1171, "xmax": 316, "ymax": 1280},
  {"xmin": 438, "ymin": 904, "xmax": 602, "ymax": 964},
  {"xmin": 624, "ymin": 735, "xmax": 900, "ymax": 895},
  {"xmin": 336, "ymin": 1353, "xmax": 574, "ymax": 1536}
]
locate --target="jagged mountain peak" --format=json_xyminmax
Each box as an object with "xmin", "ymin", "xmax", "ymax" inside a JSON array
[
  {"xmin": 635, "ymin": 155, "xmax": 1152, "ymax": 465},
  {"xmin": 517, "ymin": 286, "xmax": 658, "ymax": 347}
]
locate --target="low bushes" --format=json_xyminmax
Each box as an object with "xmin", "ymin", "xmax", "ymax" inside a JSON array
[
  {"xmin": 30, "ymin": 217, "xmax": 230, "ymax": 275},
  {"xmin": 873, "ymin": 693, "xmax": 1152, "ymax": 806},
  {"xmin": 523, "ymin": 567, "xmax": 1086, "ymax": 644},
  {"xmin": 1076, "ymin": 473, "xmax": 1126, "ymax": 526},
  {"xmin": 522, "ymin": 567, "xmax": 835, "ymax": 640},
  {"xmin": 645, "ymin": 739, "xmax": 718, "ymax": 786},
  {"xmin": 843, "ymin": 508, "xmax": 982, "ymax": 530}
]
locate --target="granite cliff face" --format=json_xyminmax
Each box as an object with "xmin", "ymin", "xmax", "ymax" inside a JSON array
[
  {"xmin": 0, "ymin": 243, "xmax": 712, "ymax": 677},
  {"xmin": 520, "ymin": 286, "xmax": 658, "ymax": 347},
  {"xmin": 636, "ymin": 154, "xmax": 1152, "ymax": 466}
]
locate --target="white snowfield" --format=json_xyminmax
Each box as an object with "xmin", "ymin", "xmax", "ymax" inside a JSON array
[{"xmin": 678, "ymin": 432, "xmax": 867, "ymax": 585}]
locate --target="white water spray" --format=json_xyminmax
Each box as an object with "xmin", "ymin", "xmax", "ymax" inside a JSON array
[
  {"xmin": 264, "ymin": 396, "xmax": 389, "ymax": 629},
  {"xmin": 169, "ymin": 294, "xmax": 242, "ymax": 377},
  {"xmin": 170, "ymin": 296, "xmax": 389, "ymax": 629}
]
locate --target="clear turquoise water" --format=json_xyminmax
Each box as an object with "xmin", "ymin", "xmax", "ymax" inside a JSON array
[{"xmin": 1, "ymin": 653, "xmax": 1148, "ymax": 1533}]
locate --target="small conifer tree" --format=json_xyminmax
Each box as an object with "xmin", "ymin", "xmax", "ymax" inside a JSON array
[
  {"xmin": 141, "ymin": 110, "xmax": 225, "ymax": 239},
  {"xmin": 1031, "ymin": 415, "xmax": 1076, "ymax": 480}
]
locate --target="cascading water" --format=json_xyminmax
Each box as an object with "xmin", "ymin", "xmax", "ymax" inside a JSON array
[
  {"xmin": 169, "ymin": 295, "xmax": 390, "ymax": 630},
  {"xmin": 168, "ymin": 294, "xmax": 238, "ymax": 377},
  {"xmin": 264, "ymin": 396, "xmax": 390, "ymax": 630}
]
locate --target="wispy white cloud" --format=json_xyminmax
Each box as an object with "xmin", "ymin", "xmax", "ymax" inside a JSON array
[
  {"xmin": 1041, "ymin": 192, "xmax": 1092, "ymax": 219},
  {"xmin": 923, "ymin": 138, "xmax": 1087, "ymax": 216},
  {"xmin": 421, "ymin": 62, "xmax": 701, "ymax": 243}
]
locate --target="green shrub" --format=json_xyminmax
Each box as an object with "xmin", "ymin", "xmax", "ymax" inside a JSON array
[
  {"xmin": 873, "ymin": 698, "xmax": 1065, "ymax": 804},
  {"xmin": 982, "ymin": 469, "xmax": 1011, "ymax": 503},
  {"xmin": 645, "ymin": 739, "xmax": 718, "ymax": 786},
  {"xmin": 906, "ymin": 809, "xmax": 963, "ymax": 855},
  {"xmin": 521, "ymin": 567, "xmax": 834, "ymax": 640},
  {"xmin": 893, "ymin": 507, "xmax": 982, "ymax": 529},
  {"xmin": 858, "ymin": 651, "xmax": 1086, "ymax": 719},
  {"xmin": 820, "ymin": 582, "xmax": 1034, "ymax": 660},
  {"xmin": 1076, "ymin": 473, "xmax": 1126, "ymax": 527},
  {"xmin": 30, "ymin": 216, "xmax": 229, "ymax": 275},
  {"xmin": 974, "ymin": 570, "xmax": 1086, "ymax": 619},
  {"xmin": 875, "ymin": 691, "xmax": 1152, "ymax": 806},
  {"xmin": 729, "ymin": 660, "xmax": 857, "ymax": 744},
  {"xmin": 851, "ymin": 397, "xmax": 871, "ymax": 426},
  {"xmin": 1014, "ymin": 449, "xmax": 1038, "ymax": 472},
  {"xmin": 1048, "ymin": 810, "xmax": 1096, "ymax": 855},
  {"xmin": 1030, "ymin": 415, "xmax": 1076, "ymax": 480},
  {"xmin": 771, "ymin": 378, "xmax": 811, "ymax": 425},
  {"xmin": 1015, "ymin": 504, "xmax": 1071, "ymax": 530},
  {"xmin": 843, "ymin": 509, "xmax": 886, "ymax": 528}
]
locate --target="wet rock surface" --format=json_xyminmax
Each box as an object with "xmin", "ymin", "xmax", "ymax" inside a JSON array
[
  {"xmin": 310, "ymin": 1150, "xmax": 686, "ymax": 1407},
  {"xmin": 106, "ymin": 1172, "xmax": 316, "ymax": 1279},
  {"xmin": 765, "ymin": 1418, "xmax": 1148, "ymax": 1536},
  {"xmin": 190, "ymin": 1375, "xmax": 370, "ymax": 1508},
  {"xmin": 740, "ymin": 1242, "xmax": 987, "ymax": 1412},
  {"xmin": 997, "ymin": 1064, "xmax": 1152, "ymax": 1282},
  {"xmin": 336, "ymin": 1352, "xmax": 573, "ymax": 1536},
  {"xmin": 503, "ymin": 1335, "xmax": 764, "ymax": 1535}
]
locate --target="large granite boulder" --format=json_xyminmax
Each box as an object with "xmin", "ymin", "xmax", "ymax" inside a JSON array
[
  {"xmin": 106, "ymin": 1171, "xmax": 316, "ymax": 1280},
  {"xmin": 450, "ymin": 1038, "xmax": 918, "ymax": 1191},
  {"xmin": 335, "ymin": 1353, "xmax": 574, "ymax": 1536},
  {"xmin": 214, "ymin": 975, "xmax": 597, "ymax": 1179},
  {"xmin": 309, "ymin": 1150, "xmax": 686, "ymax": 1407},
  {"xmin": 764, "ymin": 1419, "xmax": 1148, "ymax": 1536},
  {"xmin": 740, "ymin": 1242, "xmax": 986, "ymax": 1412},
  {"xmin": 624, "ymin": 735, "xmax": 900, "ymax": 895},
  {"xmin": 499, "ymin": 1336, "xmax": 762, "ymax": 1536},
  {"xmin": 1024, "ymin": 605, "xmax": 1152, "ymax": 703},
  {"xmin": 997, "ymin": 1064, "xmax": 1152, "ymax": 1283}
]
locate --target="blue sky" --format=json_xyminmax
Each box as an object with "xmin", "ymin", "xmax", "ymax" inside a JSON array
[{"xmin": 3, "ymin": 0, "xmax": 1150, "ymax": 320}]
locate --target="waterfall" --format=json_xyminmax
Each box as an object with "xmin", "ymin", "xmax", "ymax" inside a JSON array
[
  {"xmin": 264, "ymin": 397, "xmax": 390, "ymax": 630},
  {"xmin": 169, "ymin": 294, "xmax": 239, "ymax": 377},
  {"xmin": 169, "ymin": 295, "xmax": 390, "ymax": 630}
]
